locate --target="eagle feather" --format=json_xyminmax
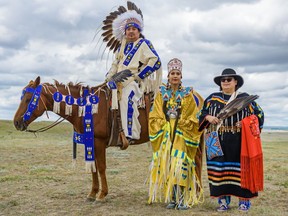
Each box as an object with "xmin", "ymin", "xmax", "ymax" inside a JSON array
[
  {"xmin": 217, "ymin": 95, "xmax": 259, "ymax": 120},
  {"xmin": 110, "ymin": 69, "xmax": 133, "ymax": 83}
]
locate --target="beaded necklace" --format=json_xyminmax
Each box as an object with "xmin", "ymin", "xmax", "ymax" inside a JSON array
[{"xmin": 160, "ymin": 85, "xmax": 193, "ymax": 120}]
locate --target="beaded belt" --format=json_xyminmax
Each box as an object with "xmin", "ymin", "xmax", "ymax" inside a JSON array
[
  {"xmin": 219, "ymin": 125, "xmax": 241, "ymax": 133},
  {"xmin": 207, "ymin": 125, "xmax": 241, "ymax": 133}
]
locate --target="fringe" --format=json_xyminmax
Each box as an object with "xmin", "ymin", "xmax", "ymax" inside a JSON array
[
  {"xmin": 147, "ymin": 142, "xmax": 204, "ymax": 206},
  {"xmin": 155, "ymin": 68, "xmax": 162, "ymax": 94},
  {"xmin": 241, "ymin": 154, "xmax": 264, "ymax": 193},
  {"xmin": 148, "ymin": 133, "xmax": 171, "ymax": 204},
  {"xmin": 85, "ymin": 161, "xmax": 96, "ymax": 173},
  {"xmin": 91, "ymin": 103, "xmax": 99, "ymax": 114},
  {"xmin": 142, "ymin": 68, "xmax": 162, "ymax": 95},
  {"xmin": 111, "ymin": 89, "xmax": 118, "ymax": 110},
  {"xmin": 78, "ymin": 106, "xmax": 85, "ymax": 117},
  {"xmin": 164, "ymin": 157, "xmax": 203, "ymax": 207},
  {"xmin": 65, "ymin": 104, "xmax": 72, "ymax": 116},
  {"xmin": 53, "ymin": 101, "xmax": 61, "ymax": 114}
]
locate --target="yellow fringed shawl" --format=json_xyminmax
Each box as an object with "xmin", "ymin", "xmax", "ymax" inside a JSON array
[{"xmin": 148, "ymin": 87, "xmax": 204, "ymax": 206}]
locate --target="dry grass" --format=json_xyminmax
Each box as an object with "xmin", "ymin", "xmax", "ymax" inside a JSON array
[{"xmin": 0, "ymin": 120, "xmax": 287, "ymax": 216}]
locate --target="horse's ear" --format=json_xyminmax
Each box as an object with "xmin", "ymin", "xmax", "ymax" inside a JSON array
[{"xmin": 35, "ymin": 76, "xmax": 41, "ymax": 86}]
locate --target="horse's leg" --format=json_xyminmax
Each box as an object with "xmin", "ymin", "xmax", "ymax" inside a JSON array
[
  {"xmin": 94, "ymin": 138, "xmax": 108, "ymax": 201},
  {"xmin": 86, "ymin": 169, "xmax": 99, "ymax": 202}
]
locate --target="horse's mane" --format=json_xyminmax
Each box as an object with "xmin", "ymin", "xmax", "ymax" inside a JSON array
[
  {"xmin": 42, "ymin": 80, "xmax": 106, "ymax": 92},
  {"xmin": 52, "ymin": 80, "xmax": 88, "ymax": 90}
]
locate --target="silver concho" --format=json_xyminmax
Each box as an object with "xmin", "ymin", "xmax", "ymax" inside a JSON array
[{"xmin": 167, "ymin": 109, "xmax": 178, "ymax": 119}]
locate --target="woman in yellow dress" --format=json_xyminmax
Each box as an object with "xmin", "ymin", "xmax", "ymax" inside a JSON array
[{"xmin": 148, "ymin": 58, "xmax": 203, "ymax": 210}]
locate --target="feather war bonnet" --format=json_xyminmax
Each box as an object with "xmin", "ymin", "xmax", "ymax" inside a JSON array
[{"xmin": 101, "ymin": 1, "xmax": 144, "ymax": 53}]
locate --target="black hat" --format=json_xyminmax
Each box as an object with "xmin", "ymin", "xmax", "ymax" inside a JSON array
[{"xmin": 214, "ymin": 68, "xmax": 244, "ymax": 88}]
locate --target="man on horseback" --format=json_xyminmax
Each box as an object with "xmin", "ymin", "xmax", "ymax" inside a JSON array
[{"xmin": 103, "ymin": 2, "xmax": 162, "ymax": 144}]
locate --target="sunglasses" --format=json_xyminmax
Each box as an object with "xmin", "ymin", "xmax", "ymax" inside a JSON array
[{"xmin": 220, "ymin": 77, "xmax": 233, "ymax": 82}]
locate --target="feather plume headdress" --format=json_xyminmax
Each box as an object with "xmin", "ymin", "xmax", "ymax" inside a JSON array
[{"xmin": 101, "ymin": 1, "xmax": 144, "ymax": 53}]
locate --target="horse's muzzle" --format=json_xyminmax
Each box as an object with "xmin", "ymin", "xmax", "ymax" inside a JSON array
[{"xmin": 14, "ymin": 120, "xmax": 27, "ymax": 131}]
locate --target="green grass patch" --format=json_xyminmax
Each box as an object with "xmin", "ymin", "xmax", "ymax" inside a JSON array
[{"xmin": 0, "ymin": 175, "xmax": 22, "ymax": 183}]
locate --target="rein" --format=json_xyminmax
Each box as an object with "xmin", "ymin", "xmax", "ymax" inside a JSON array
[{"xmin": 25, "ymin": 116, "xmax": 69, "ymax": 134}]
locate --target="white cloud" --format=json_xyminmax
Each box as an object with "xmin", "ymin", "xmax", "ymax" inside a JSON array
[{"xmin": 1, "ymin": 0, "xmax": 288, "ymax": 127}]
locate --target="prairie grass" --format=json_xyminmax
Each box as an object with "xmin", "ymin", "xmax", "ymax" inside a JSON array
[{"xmin": 0, "ymin": 120, "xmax": 287, "ymax": 216}]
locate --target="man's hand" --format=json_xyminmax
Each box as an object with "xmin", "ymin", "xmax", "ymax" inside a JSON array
[
  {"xmin": 121, "ymin": 76, "xmax": 135, "ymax": 87},
  {"xmin": 106, "ymin": 80, "xmax": 117, "ymax": 89},
  {"xmin": 134, "ymin": 75, "xmax": 142, "ymax": 83},
  {"xmin": 235, "ymin": 121, "xmax": 242, "ymax": 128}
]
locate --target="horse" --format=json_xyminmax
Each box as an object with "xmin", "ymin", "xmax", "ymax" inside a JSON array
[{"xmin": 13, "ymin": 76, "xmax": 204, "ymax": 202}]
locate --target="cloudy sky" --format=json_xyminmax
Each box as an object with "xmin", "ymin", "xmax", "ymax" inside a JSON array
[{"xmin": 1, "ymin": 0, "xmax": 287, "ymax": 127}]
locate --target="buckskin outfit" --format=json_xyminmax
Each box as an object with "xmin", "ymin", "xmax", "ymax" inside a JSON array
[
  {"xmin": 148, "ymin": 58, "xmax": 203, "ymax": 209},
  {"xmin": 104, "ymin": 5, "xmax": 162, "ymax": 140}
]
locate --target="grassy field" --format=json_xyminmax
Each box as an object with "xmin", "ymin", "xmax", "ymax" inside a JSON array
[{"xmin": 0, "ymin": 120, "xmax": 287, "ymax": 216}]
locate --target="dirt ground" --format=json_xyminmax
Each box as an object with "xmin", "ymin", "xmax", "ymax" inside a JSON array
[{"xmin": 0, "ymin": 120, "xmax": 287, "ymax": 216}]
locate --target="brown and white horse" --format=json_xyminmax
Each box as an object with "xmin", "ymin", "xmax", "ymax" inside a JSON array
[{"xmin": 13, "ymin": 76, "xmax": 204, "ymax": 202}]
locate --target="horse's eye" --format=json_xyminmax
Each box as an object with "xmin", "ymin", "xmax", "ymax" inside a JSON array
[{"xmin": 25, "ymin": 98, "xmax": 30, "ymax": 103}]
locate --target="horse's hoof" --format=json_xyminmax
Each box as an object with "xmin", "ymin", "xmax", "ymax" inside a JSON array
[
  {"xmin": 96, "ymin": 197, "xmax": 107, "ymax": 202},
  {"xmin": 85, "ymin": 197, "xmax": 96, "ymax": 202},
  {"xmin": 120, "ymin": 145, "xmax": 128, "ymax": 150}
]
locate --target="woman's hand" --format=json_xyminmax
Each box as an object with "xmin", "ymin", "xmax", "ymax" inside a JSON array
[
  {"xmin": 235, "ymin": 121, "xmax": 242, "ymax": 128},
  {"xmin": 205, "ymin": 115, "xmax": 220, "ymax": 125}
]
